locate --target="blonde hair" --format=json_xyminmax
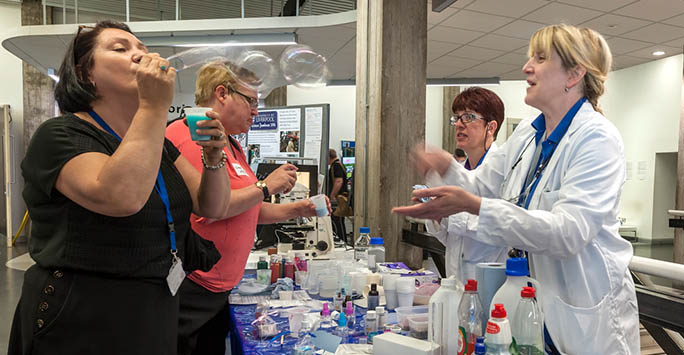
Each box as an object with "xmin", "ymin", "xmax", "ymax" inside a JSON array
[
  {"xmin": 194, "ymin": 61, "xmax": 260, "ymax": 106},
  {"xmin": 528, "ymin": 24, "xmax": 612, "ymax": 114}
]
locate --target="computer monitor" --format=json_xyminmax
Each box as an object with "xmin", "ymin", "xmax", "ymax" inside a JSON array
[{"xmin": 255, "ymin": 162, "xmax": 319, "ymax": 196}]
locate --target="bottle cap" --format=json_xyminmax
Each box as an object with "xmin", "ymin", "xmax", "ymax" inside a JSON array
[
  {"xmin": 474, "ymin": 342, "xmax": 486, "ymax": 354},
  {"xmin": 465, "ymin": 279, "xmax": 478, "ymax": 291},
  {"xmin": 360, "ymin": 227, "xmax": 370, "ymax": 234},
  {"xmin": 366, "ymin": 310, "xmax": 376, "ymax": 318},
  {"xmin": 491, "ymin": 303, "xmax": 507, "ymax": 318},
  {"xmin": 267, "ymin": 247, "xmax": 277, "ymax": 255},
  {"xmin": 375, "ymin": 306, "xmax": 385, "ymax": 314},
  {"xmin": 369, "ymin": 237, "xmax": 384, "ymax": 245},
  {"xmin": 338, "ymin": 312, "xmax": 347, "ymax": 327},
  {"xmin": 521, "ymin": 286, "xmax": 536, "ymax": 298},
  {"xmin": 321, "ymin": 302, "xmax": 330, "ymax": 316},
  {"xmin": 505, "ymin": 257, "xmax": 529, "ymax": 276},
  {"xmin": 476, "ymin": 336, "xmax": 485, "ymax": 344}
]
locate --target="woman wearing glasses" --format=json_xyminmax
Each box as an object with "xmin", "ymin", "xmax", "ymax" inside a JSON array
[
  {"xmin": 9, "ymin": 21, "xmax": 231, "ymax": 355},
  {"xmin": 166, "ymin": 62, "xmax": 330, "ymax": 355},
  {"xmin": 395, "ymin": 24, "xmax": 638, "ymax": 354},
  {"xmin": 424, "ymin": 87, "xmax": 507, "ymax": 282}
]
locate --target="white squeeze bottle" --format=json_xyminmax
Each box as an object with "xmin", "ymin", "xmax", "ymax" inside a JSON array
[
  {"xmin": 485, "ymin": 304, "xmax": 512, "ymax": 355},
  {"xmin": 428, "ymin": 276, "xmax": 464, "ymax": 355},
  {"xmin": 489, "ymin": 258, "xmax": 541, "ymax": 323}
]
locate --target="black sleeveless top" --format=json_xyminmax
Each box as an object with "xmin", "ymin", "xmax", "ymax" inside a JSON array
[{"xmin": 22, "ymin": 114, "xmax": 219, "ymax": 278}]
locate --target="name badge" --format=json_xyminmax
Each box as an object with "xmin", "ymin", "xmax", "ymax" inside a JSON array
[
  {"xmin": 232, "ymin": 163, "xmax": 249, "ymax": 176},
  {"xmin": 166, "ymin": 256, "xmax": 185, "ymax": 296}
]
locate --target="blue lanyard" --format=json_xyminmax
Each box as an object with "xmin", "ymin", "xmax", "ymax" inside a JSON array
[
  {"xmin": 517, "ymin": 98, "xmax": 586, "ymax": 209},
  {"xmin": 88, "ymin": 110, "xmax": 177, "ymax": 253},
  {"xmin": 464, "ymin": 147, "xmax": 489, "ymax": 171}
]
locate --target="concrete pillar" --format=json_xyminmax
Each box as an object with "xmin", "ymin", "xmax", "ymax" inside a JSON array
[
  {"xmin": 264, "ymin": 86, "xmax": 287, "ymax": 108},
  {"xmin": 22, "ymin": 0, "xmax": 55, "ymax": 151},
  {"xmin": 674, "ymin": 50, "xmax": 684, "ymax": 288},
  {"xmin": 442, "ymin": 86, "xmax": 460, "ymax": 152},
  {"xmin": 354, "ymin": 0, "xmax": 427, "ymax": 268}
]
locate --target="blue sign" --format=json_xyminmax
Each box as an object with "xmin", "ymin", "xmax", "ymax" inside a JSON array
[{"xmin": 251, "ymin": 111, "xmax": 278, "ymax": 130}]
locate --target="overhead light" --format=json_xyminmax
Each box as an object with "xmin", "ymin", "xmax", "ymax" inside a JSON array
[
  {"xmin": 652, "ymin": 50, "xmax": 665, "ymax": 56},
  {"xmin": 327, "ymin": 77, "xmax": 501, "ymax": 87},
  {"xmin": 47, "ymin": 67, "xmax": 59, "ymax": 82},
  {"xmin": 143, "ymin": 33, "xmax": 297, "ymax": 48}
]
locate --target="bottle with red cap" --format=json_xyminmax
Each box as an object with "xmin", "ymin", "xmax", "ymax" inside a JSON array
[
  {"xmin": 484, "ymin": 304, "xmax": 512, "ymax": 355},
  {"xmin": 512, "ymin": 287, "xmax": 544, "ymax": 355},
  {"xmin": 458, "ymin": 279, "xmax": 484, "ymax": 355}
]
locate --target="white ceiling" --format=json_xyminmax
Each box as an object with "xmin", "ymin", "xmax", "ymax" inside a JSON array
[{"xmin": 5, "ymin": 0, "xmax": 684, "ymax": 85}]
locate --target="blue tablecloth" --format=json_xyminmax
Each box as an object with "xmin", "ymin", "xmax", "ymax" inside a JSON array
[{"xmin": 229, "ymin": 273, "xmax": 370, "ymax": 355}]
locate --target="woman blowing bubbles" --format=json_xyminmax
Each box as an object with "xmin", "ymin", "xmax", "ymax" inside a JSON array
[
  {"xmin": 10, "ymin": 21, "xmax": 231, "ymax": 355},
  {"xmin": 394, "ymin": 24, "xmax": 639, "ymax": 354}
]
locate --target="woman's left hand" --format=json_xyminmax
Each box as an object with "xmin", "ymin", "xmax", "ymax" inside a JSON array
[
  {"xmin": 196, "ymin": 110, "xmax": 227, "ymax": 163},
  {"xmin": 392, "ymin": 186, "xmax": 481, "ymax": 220}
]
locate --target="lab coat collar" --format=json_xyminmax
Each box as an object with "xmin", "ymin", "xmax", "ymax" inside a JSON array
[{"xmin": 530, "ymin": 97, "xmax": 587, "ymax": 144}]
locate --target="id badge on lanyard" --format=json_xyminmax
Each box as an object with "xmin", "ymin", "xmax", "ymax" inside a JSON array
[{"xmin": 88, "ymin": 110, "xmax": 184, "ymax": 295}]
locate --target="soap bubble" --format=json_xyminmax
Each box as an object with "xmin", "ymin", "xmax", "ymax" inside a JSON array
[
  {"xmin": 280, "ymin": 45, "xmax": 329, "ymax": 88},
  {"xmin": 165, "ymin": 45, "xmax": 329, "ymax": 97}
]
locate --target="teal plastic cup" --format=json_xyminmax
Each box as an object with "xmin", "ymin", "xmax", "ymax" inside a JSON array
[{"xmin": 185, "ymin": 107, "xmax": 212, "ymax": 141}]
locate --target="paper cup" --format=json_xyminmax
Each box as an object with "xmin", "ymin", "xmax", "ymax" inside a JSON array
[
  {"xmin": 309, "ymin": 194, "xmax": 328, "ymax": 216},
  {"xmin": 184, "ymin": 107, "xmax": 212, "ymax": 141}
]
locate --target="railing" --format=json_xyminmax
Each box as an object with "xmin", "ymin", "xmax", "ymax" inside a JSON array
[{"xmin": 40, "ymin": 0, "xmax": 357, "ymax": 25}]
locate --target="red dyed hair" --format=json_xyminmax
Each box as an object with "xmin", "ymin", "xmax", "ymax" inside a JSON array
[{"xmin": 452, "ymin": 87, "xmax": 505, "ymax": 139}]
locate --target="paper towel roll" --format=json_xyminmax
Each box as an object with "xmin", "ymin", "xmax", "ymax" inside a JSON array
[{"xmin": 475, "ymin": 262, "xmax": 507, "ymax": 317}]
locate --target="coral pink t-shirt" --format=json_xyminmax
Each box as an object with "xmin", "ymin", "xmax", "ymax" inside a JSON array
[{"xmin": 166, "ymin": 120, "xmax": 261, "ymax": 293}]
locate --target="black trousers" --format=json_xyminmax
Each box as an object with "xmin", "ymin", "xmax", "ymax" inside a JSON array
[
  {"xmin": 8, "ymin": 265, "xmax": 177, "ymax": 355},
  {"xmin": 177, "ymin": 278, "xmax": 232, "ymax": 355}
]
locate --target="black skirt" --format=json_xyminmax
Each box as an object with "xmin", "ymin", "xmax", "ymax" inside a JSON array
[{"xmin": 8, "ymin": 265, "xmax": 179, "ymax": 355}]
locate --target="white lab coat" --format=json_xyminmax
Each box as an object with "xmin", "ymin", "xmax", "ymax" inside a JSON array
[
  {"xmin": 438, "ymin": 102, "xmax": 639, "ymax": 354},
  {"xmin": 425, "ymin": 142, "xmax": 508, "ymax": 282}
]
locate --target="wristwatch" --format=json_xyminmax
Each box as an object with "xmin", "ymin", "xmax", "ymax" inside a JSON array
[{"xmin": 256, "ymin": 181, "xmax": 270, "ymax": 200}]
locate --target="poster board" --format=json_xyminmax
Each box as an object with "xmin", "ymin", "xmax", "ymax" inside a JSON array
[{"xmin": 246, "ymin": 104, "xmax": 330, "ymax": 176}]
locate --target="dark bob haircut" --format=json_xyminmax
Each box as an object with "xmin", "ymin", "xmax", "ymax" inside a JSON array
[
  {"xmin": 452, "ymin": 87, "xmax": 505, "ymax": 139},
  {"xmin": 55, "ymin": 20, "xmax": 133, "ymax": 114}
]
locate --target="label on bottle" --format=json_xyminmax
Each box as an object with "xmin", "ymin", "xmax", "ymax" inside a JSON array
[
  {"xmin": 486, "ymin": 321, "xmax": 500, "ymax": 334},
  {"xmin": 457, "ymin": 326, "xmax": 467, "ymax": 355}
]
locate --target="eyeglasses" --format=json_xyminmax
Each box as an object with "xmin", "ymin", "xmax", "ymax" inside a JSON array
[
  {"xmin": 450, "ymin": 112, "xmax": 484, "ymax": 126},
  {"xmin": 231, "ymin": 87, "xmax": 259, "ymax": 109},
  {"xmin": 73, "ymin": 25, "xmax": 95, "ymax": 63}
]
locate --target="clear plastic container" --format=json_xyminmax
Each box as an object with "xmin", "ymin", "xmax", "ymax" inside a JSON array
[
  {"xmin": 408, "ymin": 314, "xmax": 429, "ymax": 340},
  {"xmin": 367, "ymin": 237, "xmax": 385, "ymax": 263},
  {"xmin": 355, "ymin": 227, "xmax": 371, "ymax": 261},
  {"xmin": 318, "ymin": 275, "xmax": 338, "ymax": 298},
  {"xmin": 512, "ymin": 287, "xmax": 544, "ymax": 355},
  {"xmin": 394, "ymin": 305, "xmax": 429, "ymax": 330}
]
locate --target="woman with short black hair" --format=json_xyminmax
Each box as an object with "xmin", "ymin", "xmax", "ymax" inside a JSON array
[{"xmin": 9, "ymin": 20, "xmax": 232, "ymax": 355}]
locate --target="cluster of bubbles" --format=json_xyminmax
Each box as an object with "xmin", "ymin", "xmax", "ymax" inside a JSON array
[{"xmin": 166, "ymin": 45, "xmax": 329, "ymax": 97}]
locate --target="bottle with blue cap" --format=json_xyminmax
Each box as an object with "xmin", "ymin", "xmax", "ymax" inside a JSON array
[
  {"xmin": 489, "ymin": 258, "xmax": 541, "ymax": 327},
  {"xmin": 474, "ymin": 336, "xmax": 486, "ymax": 355},
  {"xmin": 367, "ymin": 237, "xmax": 385, "ymax": 271},
  {"xmin": 354, "ymin": 227, "xmax": 371, "ymax": 262}
]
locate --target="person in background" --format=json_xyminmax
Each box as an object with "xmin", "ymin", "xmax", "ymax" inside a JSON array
[
  {"xmin": 328, "ymin": 148, "xmax": 348, "ymax": 242},
  {"xmin": 9, "ymin": 21, "xmax": 229, "ymax": 355},
  {"xmin": 394, "ymin": 24, "xmax": 639, "ymax": 353},
  {"xmin": 166, "ymin": 61, "xmax": 330, "ymax": 355},
  {"xmin": 453, "ymin": 147, "xmax": 467, "ymax": 165},
  {"xmin": 424, "ymin": 87, "xmax": 508, "ymax": 281}
]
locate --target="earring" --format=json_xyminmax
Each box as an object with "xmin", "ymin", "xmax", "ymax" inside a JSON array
[{"xmin": 564, "ymin": 87, "xmax": 569, "ymax": 93}]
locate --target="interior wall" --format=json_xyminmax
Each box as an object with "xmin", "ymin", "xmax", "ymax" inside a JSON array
[
  {"xmin": 0, "ymin": 2, "xmax": 26, "ymax": 235},
  {"xmin": 652, "ymin": 153, "xmax": 677, "ymax": 241},
  {"xmin": 602, "ymin": 54, "xmax": 683, "ymax": 241}
]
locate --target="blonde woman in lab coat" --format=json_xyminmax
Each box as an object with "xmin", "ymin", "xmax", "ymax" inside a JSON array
[
  {"xmin": 424, "ymin": 87, "xmax": 508, "ymax": 282},
  {"xmin": 394, "ymin": 24, "xmax": 639, "ymax": 354}
]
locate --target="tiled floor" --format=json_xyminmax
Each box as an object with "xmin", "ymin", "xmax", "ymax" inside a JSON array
[{"xmin": 1, "ymin": 240, "xmax": 28, "ymax": 354}]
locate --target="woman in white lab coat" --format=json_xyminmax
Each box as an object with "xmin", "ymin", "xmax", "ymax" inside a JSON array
[
  {"xmin": 394, "ymin": 24, "xmax": 639, "ymax": 354},
  {"xmin": 424, "ymin": 87, "xmax": 508, "ymax": 282}
]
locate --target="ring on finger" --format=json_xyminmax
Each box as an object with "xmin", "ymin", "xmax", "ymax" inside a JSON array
[
  {"xmin": 160, "ymin": 65, "xmax": 167, "ymax": 71},
  {"xmin": 212, "ymin": 132, "xmax": 226, "ymax": 141}
]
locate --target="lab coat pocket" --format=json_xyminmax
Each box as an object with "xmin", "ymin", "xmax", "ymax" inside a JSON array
[
  {"xmin": 538, "ymin": 189, "xmax": 560, "ymax": 210},
  {"xmin": 547, "ymin": 294, "xmax": 613, "ymax": 354}
]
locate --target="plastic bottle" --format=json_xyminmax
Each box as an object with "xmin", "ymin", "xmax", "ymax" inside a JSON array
[
  {"xmin": 284, "ymin": 256, "xmax": 295, "ymax": 280},
  {"xmin": 489, "ymin": 258, "xmax": 541, "ymax": 322},
  {"xmin": 458, "ymin": 279, "xmax": 484, "ymax": 355},
  {"xmin": 293, "ymin": 319, "xmax": 315, "ymax": 355},
  {"xmin": 345, "ymin": 301, "xmax": 355, "ymax": 328},
  {"xmin": 364, "ymin": 310, "xmax": 378, "ymax": 336},
  {"xmin": 485, "ymin": 304, "xmax": 512, "ymax": 355},
  {"xmin": 333, "ymin": 291, "xmax": 344, "ymax": 312},
  {"xmin": 336, "ymin": 311, "xmax": 349, "ymax": 341},
  {"xmin": 270, "ymin": 255, "xmax": 281, "ymax": 284},
  {"xmin": 257, "ymin": 255, "xmax": 268, "ymax": 270},
  {"xmin": 368, "ymin": 237, "xmax": 385, "ymax": 264},
  {"xmin": 320, "ymin": 302, "xmax": 332, "ymax": 328},
  {"xmin": 355, "ymin": 227, "xmax": 371, "ymax": 261},
  {"xmin": 375, "ymin": 306, "xmax": 387, "ymax": 332},
  {"xmin": 474, "ymin": 337, "xmax": 486, "ymax": 355},
  {"xmin": 367, "ymin": 283, "xmax": 379, "ymax": 310},
  {"xmin": 512, "ymin": 287, "xmax": 544, "ymax": 355},
  {"xmin": 428, "ymin": 276, "xmax": 464, "ymax": 355}
]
